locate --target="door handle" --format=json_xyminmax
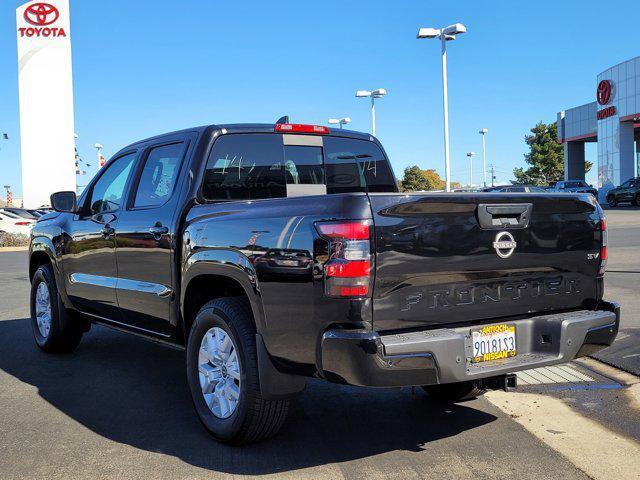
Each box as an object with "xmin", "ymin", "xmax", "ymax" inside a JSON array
[
  {"xmin": 149, "ymin": 224, "xmax": 168, "ymax": 240},
  {"xmin": 101, "ymin": 225, "xmax": 115, "ymax": 238}
]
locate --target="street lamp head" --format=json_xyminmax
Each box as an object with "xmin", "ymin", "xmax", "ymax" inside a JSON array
[
  {"xmin": 94, "ymin": 143, "xmax": 103, "ymax": 149},
  {"xmin": 443, "ymin": 34, "xmax": 457, "ymax": 41},
  {"xmin": 467, "ymin": 151, "xmax": 476, "ymax": 157},
  {"xmin": 371, "ymin": 88, "xmax": 387, "ymax": 98},
  {"xmin": 417, "ymin": 27, "xmax": 439, "ymax": 39},
  {"xmin": 342, "ymin": 117, "xmax": 351, "ymax": 124},
  {"xmin": 328, "ymin": 119, "xmax": 340, "ymax": 125},
  {"xmin": 479, "ymin": 128, "xmax": 488, "ymax": 134},
  {"xmin": 443, "ymin": 23, "xmax": 467, "ymax": 35},
  {"xmin": 356, "ymin": 90, "xmax": 371, "ymax": 97}
]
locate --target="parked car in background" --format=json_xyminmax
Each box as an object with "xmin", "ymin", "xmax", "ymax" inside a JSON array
[
  {"xmin": 2, "ymin": 207, "xmax": 39, "ymax": 220},
  {"xmin": 605, "ymin": 177, "xmax": 640, "ymax": 207},
  {"xmin": 483, "ymin": 185, "xmax": 546, "ymax": 193},
  {"xmin": 0, "ymin": 209, "xmax": 35, "ymax": 235},
  {"xmin": 554, "ymin": 180, "xmax": 598, "ymax": 197}
]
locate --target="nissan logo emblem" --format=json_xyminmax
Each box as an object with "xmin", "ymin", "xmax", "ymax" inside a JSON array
[
  {"xmin": 24, "ymin": 3, "xmax": 59, "ymax": 26},
  {"xmin": 493, "ymin": 231, "xmax": 517, "ymax": 258}
]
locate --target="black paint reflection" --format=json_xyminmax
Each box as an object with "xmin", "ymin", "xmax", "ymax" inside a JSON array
[{"xmin": 253, "ymin": 248, "xmax": 313, "ymax": 282}]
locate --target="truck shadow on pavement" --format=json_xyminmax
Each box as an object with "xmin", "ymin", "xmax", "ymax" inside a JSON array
[{"xmin": 0, "ymin": 318, "xmax": 497, "ymax": 474}]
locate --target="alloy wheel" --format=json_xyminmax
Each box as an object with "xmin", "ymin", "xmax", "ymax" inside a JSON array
[
  {"xmin": 198, "ymin": 326, "xmax": 241, "ymax": 419},
  {"xmin": 35, "ymin": 282, "xmax": 52, "ymax": 338}
]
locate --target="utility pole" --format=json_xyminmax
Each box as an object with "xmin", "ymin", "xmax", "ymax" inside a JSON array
[
  {"xmin": 479, "ymin": 128, "xmax": 488, "ymax": 187},
  {"xmin": 489, "ymin": 164, "xmax": 496, "ymax": 187},
  {"xmin": 417, "ymin": 23, "xmax": 468, "ymax": 192},
  {"xmin": 466, "ymin": 152, "xmax": 476, "ymax": 187}
]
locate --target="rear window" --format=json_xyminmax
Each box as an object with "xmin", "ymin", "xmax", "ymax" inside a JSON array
[
  {"xmin": 0, "ymin": 211, "xmax": 19, "ymax": 219},
  {"xmin": 201, "ymin": 134, "xmax": 397, "ymax": 201}
]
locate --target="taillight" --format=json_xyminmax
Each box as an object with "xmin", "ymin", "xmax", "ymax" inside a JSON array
[
  {"xmin": 275, "ymin": 123, "xmax": 329, "ymax": 135},
  {"xmin": 316, "ymin": 220, "xmax": 372, "ymax": 298},
  {"xmin": 599, "ymin": 218, "xmax": 607, "ymax": 275},
  {"xmin": 15, "ymin": 221, "xmax": 31, "ymax": 226}
]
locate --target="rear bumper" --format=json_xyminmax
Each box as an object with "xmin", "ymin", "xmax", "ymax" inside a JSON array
[{"xmin": 320, "ymin": 301, "xmax": 620, "ymax": 387}]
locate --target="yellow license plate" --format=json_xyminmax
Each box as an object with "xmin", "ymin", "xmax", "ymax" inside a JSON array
[{"xmin": 471, "ymin": 324, "xmax": 517, "ymax": 363}]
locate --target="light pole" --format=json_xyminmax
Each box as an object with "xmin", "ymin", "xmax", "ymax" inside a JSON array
[
  {"xmin": 355, "ymin": 89, "xmax": 387, "ymax": 136},
  {"xmin": 466, "ymin": 152, "xmax": 476, "ymax": 187},
  {"xmin": 95, "ymin": 143, "xmax": 105, "ymax": 169},
  {"xmin": 328, "ymin": 117, "xmax": 351, "ymax": 129},
  {"xmin": 417, "ymin": 23, "xmax": 467, "ymax": 192},
  {"xmin": 479, "ymin": 128, "xmax": 488, "ymax": 187}
]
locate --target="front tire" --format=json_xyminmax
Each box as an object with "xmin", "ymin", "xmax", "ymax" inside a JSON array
[
  {"xmin": 30, "ymin": 264, "xmax": 83, "ymax": 353},
  {"xmin": 607, "ymin": 194, "xmax": 617, "ymax": 208},
  {"xmin": 186, "ymin": 298, "xmax": 290, "ymax": 444},
  {"xmin": 422, "ymin": 381, "xmax": 486, "ymax": 403}
]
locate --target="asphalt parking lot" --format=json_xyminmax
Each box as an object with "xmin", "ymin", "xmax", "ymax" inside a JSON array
[{"xmin": 0, "ymin": 209, "xmax": 638, "ymax": 480}]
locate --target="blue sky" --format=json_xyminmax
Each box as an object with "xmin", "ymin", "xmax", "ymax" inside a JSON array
[{"xmin": 1, "ymin": 0, "xmax": 639, "ymax": 196}]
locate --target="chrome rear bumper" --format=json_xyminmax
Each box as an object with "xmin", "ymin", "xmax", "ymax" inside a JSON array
[{"xmin": 321, "ymin": 302, "xmax": 620, "ymax": 387}]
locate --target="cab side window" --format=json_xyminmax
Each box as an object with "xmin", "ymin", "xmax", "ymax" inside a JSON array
[
  {"xmin": 88, "ymin": 152, "xmax": 137, "ymax": 215},
  {"xmin": 323, "ymin": 137, "xmax": 397, "ymax": 194},
  {"xmin": 133, "ymin": 143, "xmax": 185, "ymax": 208}
]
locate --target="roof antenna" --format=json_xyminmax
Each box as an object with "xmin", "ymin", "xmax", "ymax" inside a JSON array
[{"xmin": 275, "ymin": 116, "xmax": 289, "ymax": 124}]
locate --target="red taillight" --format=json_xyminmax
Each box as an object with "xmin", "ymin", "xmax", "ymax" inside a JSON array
[
  {"xmin": 316, "ymin": 220, "xmax": 372, "ymax": 298},
  {"xmin": 15, "ymin": 221, "xmax": 31, "ymax": 226},
  {"xmin": 599, "ymin": 218, "xmax": 607, "ymax": 275},
  {"xmin": 275, "ymin": 123, "xmax": 329, "ymax": 135},
  {"xmin": 317, "ymin": 222, "xmax": 369, "ymax": 240},
  {"xmin": 325, "ymin": 260, "xmax": 371, "ymax": 278},
  {"xmin": 340, "ymin": 286, "xmax": 368, "ymax": 296}
]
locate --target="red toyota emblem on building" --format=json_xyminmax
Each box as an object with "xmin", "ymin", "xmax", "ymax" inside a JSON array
[
  {"xmin": 24, "ymin": 3, "xmax": 59, "ymax": 26},
  {"xmin": 597, "ymin": 80, "xmax": 612, "ymax": 105}
]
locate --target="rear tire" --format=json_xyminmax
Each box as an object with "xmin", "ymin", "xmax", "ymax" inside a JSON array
[
  {"xmin": 422, "ymin": 381, "xmax": 486, "ymax": 403},
  {"xmin": 186, "ymin": 297, "xmax": 290, "ymax": 445},
  {"xmin": 30, "ymin": 264, "xmax": 83, "ymax": 353},
  {"xmin": 607, "ymin": 194, "xmax": 617, "ymax": 207}
]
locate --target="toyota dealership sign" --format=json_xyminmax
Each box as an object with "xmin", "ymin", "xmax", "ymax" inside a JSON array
[
  {"xmin": 16, "ymin": 0, "xmax": 76, "ymax": 208},
  {"xmin": 19, "ymin": 2, "xmax": 67, "ymax": 37},
  {"xmin": 596, "ymin": 79, "xmax": 616, "ymax": 120}
]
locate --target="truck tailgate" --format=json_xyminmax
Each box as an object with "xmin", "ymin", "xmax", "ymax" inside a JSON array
[{"xmin": 368, "ymin": 193, "xmax": 603, "ymax": 332}]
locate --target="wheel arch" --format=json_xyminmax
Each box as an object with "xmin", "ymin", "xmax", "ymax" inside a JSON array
[
  {"xmin": 180, "ymin": 248, "xmax": 267, "ymax": 342},
  {"xmin": 30, "ymin": 237, "xmax": 75, "ymax": 310},
  {"xmin": 29, "ymin": 237, "xmax": 58, "ymax": 281}
]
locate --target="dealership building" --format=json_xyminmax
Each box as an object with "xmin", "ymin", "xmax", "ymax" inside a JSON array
[{"xmin": 557, "ymin": 57, "xmax": 640, "ymax": 202}]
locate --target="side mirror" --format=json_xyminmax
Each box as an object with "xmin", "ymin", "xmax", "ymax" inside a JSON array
[{"xmin": 50, "ymin": 191, "xmax": 78, "ymax": 213}]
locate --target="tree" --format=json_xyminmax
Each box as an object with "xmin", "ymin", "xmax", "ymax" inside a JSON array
[
  {"xmin": 513, "ymin": 121, "xmax": 592, "ymax": 186},
  {"xmin": 401, "ymin": 166, "xmax": 446, "ymax": 191}
]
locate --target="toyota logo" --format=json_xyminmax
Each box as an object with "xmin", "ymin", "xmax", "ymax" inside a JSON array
[
  {"xmin": 493, "ymin": 231, "xmax": 517, "ymax": 258},
  {"xmin": 597, "ymin": 80, "xmax": 612, "ymax": 106},
  {"xmin": 24, "ymin": 3, "xmax": 59, "ymax": 26}
]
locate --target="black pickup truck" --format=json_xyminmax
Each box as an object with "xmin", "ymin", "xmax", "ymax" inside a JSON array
[{"xmin": 29, "ymin": 122, "xmax": 619, "ymax": 444}]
